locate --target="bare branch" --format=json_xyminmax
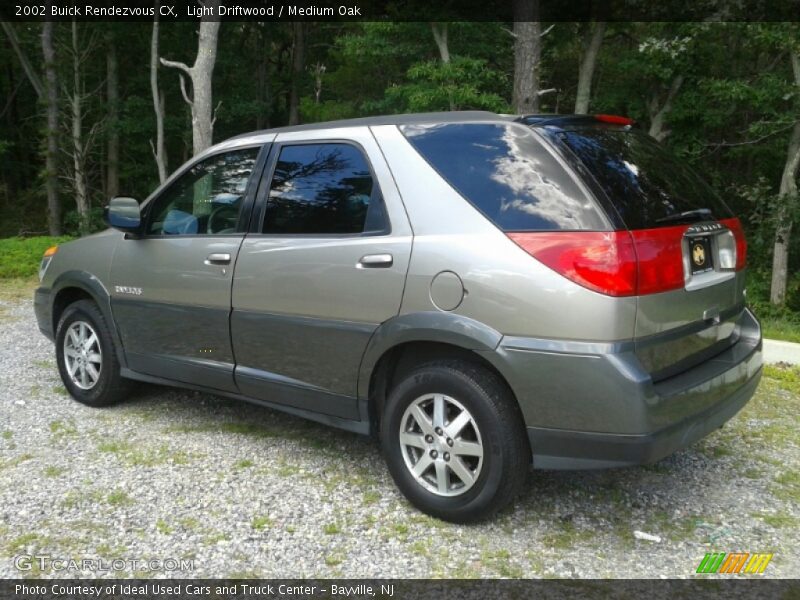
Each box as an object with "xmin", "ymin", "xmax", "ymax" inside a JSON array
[
  {"xmin": 540, "ymin": 24, "xmax": 555, "ymax": 38},
  {"xmin": 501, "ymin": 27, "xmax": 517, "ymax": 39},
  {"xmin": 537, "ymin": 88, "xmax": 558, "ymax": 96},
  {"xmin": 704, "ymin": 121, "xmax": 799, "ymax": 150},
  {"xmin": 178, "ymin": 72, "xmax": 192, "ymax": 106},
  {"xmin": 211, "ymin": 100, "xmax": 222, "ymax": 127},
  {"xmin": 160, "ymin": 57, "xmax": 192, "ymax": 76}
]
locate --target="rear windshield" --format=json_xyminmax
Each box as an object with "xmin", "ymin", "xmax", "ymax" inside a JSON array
[
  {"xmin": 555, "ymin": 128, "xmax": 734, "ymax": 229},
  {"xmin": 400, "ymin": 123, "xmax": 608, "ymax": 231}
]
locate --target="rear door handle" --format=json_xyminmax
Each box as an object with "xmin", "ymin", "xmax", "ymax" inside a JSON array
[
  {"xmin": 357, "ymin": 254, "xmax": 393, "ymax": 269},
  {"xmin": 205, "ymin": 253, "xmax": 231, "ymax": 265}
]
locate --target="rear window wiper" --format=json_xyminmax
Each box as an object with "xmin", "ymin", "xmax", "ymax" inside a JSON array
[{"xmin": 655, "ymin": 208, "xmax": 712, "ymax": 224}]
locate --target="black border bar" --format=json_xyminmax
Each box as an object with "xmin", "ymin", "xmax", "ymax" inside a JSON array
[{"xmin": 2, "ymin": 0, "xmax": 800, "ymax": 22}]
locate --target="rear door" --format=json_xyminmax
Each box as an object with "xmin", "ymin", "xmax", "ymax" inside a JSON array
[
  {"xmin": 552, "ymin": 126, "xmax": 747, "ymax": 379},
  {"xmin": 110, "ymin": 144, "xmax": 268, "ymax": 392},
  {"xmin": 231, "ymin": 127, "xmax": 412, "ymax": 418}
]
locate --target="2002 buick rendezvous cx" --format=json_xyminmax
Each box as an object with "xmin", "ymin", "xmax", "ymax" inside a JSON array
[{"xmin": 34, "ymin": 111, "xmax": 762, "ymax": 522}]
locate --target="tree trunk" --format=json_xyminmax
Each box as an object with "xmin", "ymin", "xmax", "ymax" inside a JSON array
[
  {"xmin": 770, "ymin": 51, "xmax": 800, "ymax": 305},
  {"xmin": 106, "ymin": 31, "xmax": 119, "ymax": 199},
  {"xmin": 150, "ymin": 14, "xmax": 168, "ymax": 183},
  {"xmin": 574, "ymin": 22, "xmax": 606, "ymax": 114},
  {"xmin": 256, "ymin": 42, "xmax": 270, "ymax": 129},
  {"xmin": 431, "ymin": 23, "xmax": 455, "ymax": 111},
  {"xmin": 288, "ymin": 22, "xmax": 305, "ymax": 126},
  {"xmin": 160, "ymin": 0, "xmax": 220, "ymax": 155},
  {"xmin": 512, "ymin": 0, "xmax": 541, "ymax": 114},
  {"xmin": 3, "ymin": 21, "xmax": 62, "ymax": 234},
  {"xmin": 431, "ymin": 23, "xmax": 450, "ymax": 63},
  {"xmin": 70, "ymin": 21, "xmax": 90, "ymax": 232},
  {"xmin": 648, "ymin": 75, "xmax": 684, "ymax": 141},
  {"xmin": 41, "ymin": 22, "xmax": 61, "ymax": 235},
  {"xmin": 1, "ymin": 22, "xmax": 44, "ymax": 98}
]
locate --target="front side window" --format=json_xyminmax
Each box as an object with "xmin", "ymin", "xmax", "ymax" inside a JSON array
[
  {"xmin": 147, "ymin": 147, "xmax": 260, "ymax": 235},
  {"xmin": 263, "ymin": 143, "xmax": 386, "ymax": 235}
]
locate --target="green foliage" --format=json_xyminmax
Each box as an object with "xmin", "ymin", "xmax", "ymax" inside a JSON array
[
  {"xmin": 0, "ymin": 21, "xmax": 799, "ymax": 322},
  {"xmin": 0, "ymin": 236, "xmax": 73, "ymax": 279},
  {"xmin": 384, "ymin": 57, "xmax": 510, "ymax": 113}
]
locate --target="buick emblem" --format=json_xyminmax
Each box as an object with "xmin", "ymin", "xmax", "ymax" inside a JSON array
[{"xmin": 692, "ymin": 243, "xmax": 706, "ymax": 266}]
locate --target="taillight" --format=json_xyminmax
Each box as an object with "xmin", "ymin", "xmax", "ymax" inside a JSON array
[
  {"xmin": 506, "ymin": 231, "xmax": 637, "ymax": 297},
  {"xmin": 720, "ymin": 217, "xmax": 747, "ymax": 270},
  {"xmin": 630, "ymin": 225, "xmax": 686, "ymax": 295},
  {"xmin": 508, "ymin": 224, "xmax": 707, "ymax": 297}
]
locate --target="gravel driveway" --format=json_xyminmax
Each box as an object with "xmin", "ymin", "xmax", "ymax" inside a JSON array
[{"xmin": 1, "ymin": 283, "xmax": 798, "ymax": 579}]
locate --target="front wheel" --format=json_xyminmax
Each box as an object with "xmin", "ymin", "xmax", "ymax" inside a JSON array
[
  {"xmin": 55, "ymin": 299, "xmax": 130, "ymax": 407},
  {"xmin": 381, "ymin": 360, "xmax": 530, "ymax": 523}
]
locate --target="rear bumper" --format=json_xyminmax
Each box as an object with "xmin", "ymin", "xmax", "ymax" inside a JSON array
[
  {"xmin": 527, "ymin": 366, "xmax": 760, "ymax": 469},
  {"xmin": 481, "ymin": 308, "xmax": 762, "ymax": 469}
]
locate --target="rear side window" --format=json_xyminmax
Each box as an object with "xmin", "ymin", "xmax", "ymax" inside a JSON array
[
  {"xmin": 263, "ymin": 143, "xmax": 387, "ymax": 235},
  {"xmin": 556, "ymin": 128, "xmax": 734, "ymax": 229},
  {"xmin": 400, "ymin": 123, "xmax": 608, "ymax": 231}
]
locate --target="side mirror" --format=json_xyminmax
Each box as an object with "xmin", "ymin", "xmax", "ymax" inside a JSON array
[{"xmin": 104, "ymin": 197, "xmax": 142, "ymax": 234}]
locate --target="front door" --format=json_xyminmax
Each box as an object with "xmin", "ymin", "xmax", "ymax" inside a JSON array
[
  {"xmin": 231, "ymin": 128, "xmax": 412, "ymax": 419},
  {"xmin": 110, "ymin": 145, "xmax": 265, "ymax": 392}
]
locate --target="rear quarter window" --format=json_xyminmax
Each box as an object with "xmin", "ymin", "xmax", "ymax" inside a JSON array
[{"xmin": 400, "ymin": 123, "xmax": 609, "ymax": 232}]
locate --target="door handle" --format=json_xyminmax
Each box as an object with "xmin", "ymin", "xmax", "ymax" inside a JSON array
[
  {"xmin": 357, "ymin": 254, "xmax": 393, "ymax": 269},
  {"xmin": 205, "ymin": 253, "xmax": 231, "ymax": 265}
]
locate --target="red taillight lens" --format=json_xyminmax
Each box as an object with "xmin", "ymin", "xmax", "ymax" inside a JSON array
[
  {"xmin": 720, "ymin": 217, "xmax": 747, "ymax": 270},
  {"xmin": 508, "ymin": 225, "xmax": 692, "ymax": 297},
  {"xmin": 507, "ymin": 231, "xmax": 638, "ymax": 297},
  {"xmin": 630, "ymin": 225, "xmax": 686, "ymax": 295}
]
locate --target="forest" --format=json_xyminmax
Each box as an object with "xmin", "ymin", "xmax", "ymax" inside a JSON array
[{"xmin": 0, "ymin": 18, "xmax": 799, "ymax": 332}]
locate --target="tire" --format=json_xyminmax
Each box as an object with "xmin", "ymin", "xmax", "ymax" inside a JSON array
[
  {"xmin": 381, "ymin": 360, "xmax": 529, "ymax": 523},
  {"xmin": 55, "ymin": 299, "xmax": 130, "ymax": 407}
]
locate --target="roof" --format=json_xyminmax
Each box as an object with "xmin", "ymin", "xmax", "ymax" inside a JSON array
[{"xmin": 223, "ymin": 111, "xmax": 513, "ymax": 142}]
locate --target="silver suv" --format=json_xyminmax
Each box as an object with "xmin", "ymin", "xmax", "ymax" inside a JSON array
[{"xmin": 34, "ymin": 112, "xmax": 762, "ymax": 522}]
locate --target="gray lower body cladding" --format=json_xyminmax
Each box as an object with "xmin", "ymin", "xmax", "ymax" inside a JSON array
[{"xmin": 481, "ymin": 308, "xmax": 762, "ymax": 469}]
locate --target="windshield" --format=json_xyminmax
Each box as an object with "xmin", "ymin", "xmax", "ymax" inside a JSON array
[{"xmin": 555, "ymin": 128, "xmax": 733, "ymax": 229}]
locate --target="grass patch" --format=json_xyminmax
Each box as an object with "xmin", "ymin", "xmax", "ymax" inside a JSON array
[
  {"xmin": 363, "ymin": 490, "xmax": 381, "ymax": 505},
  {"xmin": 0, "ymin": 276, "xmax": 38, "ymax": 304},
  {"xmin": 251, "ymin": 516, "xmax": 272, "ymax": 531},
  {"xmin": 325, "ymin": 554, "xmax": 344, "ymax": 567},
  {"xmin": 752, "ymin": 512, "xmax": 798, "ymax": 528},
  {"xmin": 156, "ymin": 519, "xmax": 173, "ymax": 535},
  {"xmin": 107, "ymin": 490, "xmax": 132, "ymax": 506},
  {"xmin": 481, "ymin": 549, "xmax": 524, "ymax": 578},
  {"xmin": 323, "ymin": 522, "xmax": 342, "ymax": 535},
  {"xmin": 235, "ymin": 459, "xmax": 255, "ymax": 470},
  {"xmin": 52, "ymin": 385, "xmax": 69, "ymax": 397},
  {"xmin": 49, "ymin": 419, "xmax": 77, "ymax": 439},
  {"xmin": 760, "ymin": 318, "xmax": 800, "ymax": 344},
  {"xmin": 771, "ymin": 470, "xmax": 800, "ymax": 502},
  {"xmin": 6, "ymin": 533, "xmax": 43, "ymax": 555},
  {"xmin": 0, "ymin": 236, "xmax": 73, "ymax": 279},
  {"xmin": 763, "ymin": 364, "xmax": 800, "ymax": 395},
  {"xmin": 2, "ymin": 431, "xmax": 11, "ymax": 440},
  {"xmin": 0, "ymin": 453, "xmax": 34, "ymax": 471},
  {"xmin": 98, "ymin": 438, "xmax": 191, "ymax": 467},
  {"xmin": 43, "ymin": 465, "xmax": 66, "ymax": 478}
]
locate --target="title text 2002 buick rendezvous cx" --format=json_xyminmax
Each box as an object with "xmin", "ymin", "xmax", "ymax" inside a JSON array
[{"xmin": 34, "ymin": 112, "xmax": 762, "ymax": 522}]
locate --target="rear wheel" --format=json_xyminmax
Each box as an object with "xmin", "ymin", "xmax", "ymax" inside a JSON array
[
  {"xmin": 381, "ymin": 360, "xmax": 529, "ymax": 523},
  {"xmin": 55, "ymin": 299, "xmax": 130, "ymax": 407}
]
